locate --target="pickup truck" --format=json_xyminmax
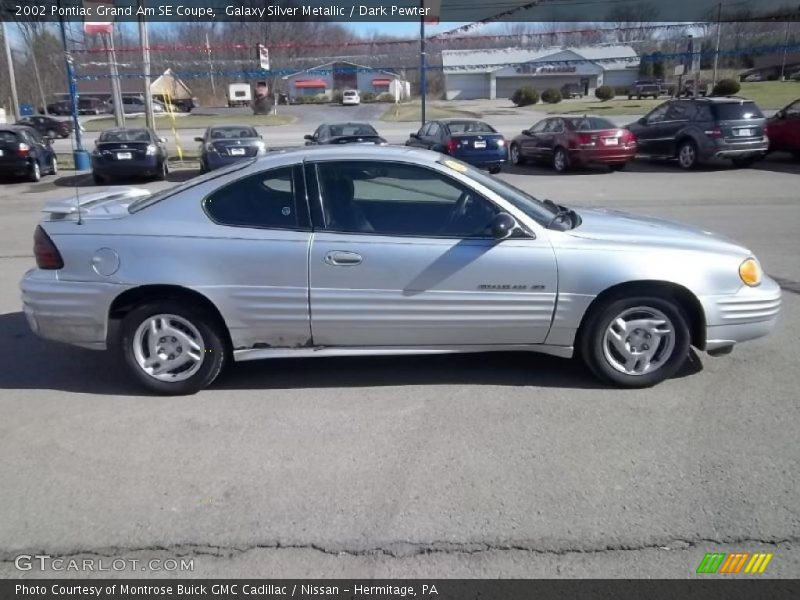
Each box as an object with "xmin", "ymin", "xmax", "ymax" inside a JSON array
[{"xmin": 627, "ymin": 80, "xmax": 663, "ymax": 100}]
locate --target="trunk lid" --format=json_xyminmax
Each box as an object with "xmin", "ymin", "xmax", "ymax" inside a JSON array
[
  {"xmin": 712, "ymin": 101, "xmax": 766, "ymax": 141},
  {"xmin": 450, "ymin": 133, "xmax": 505, "ymax": 157}
]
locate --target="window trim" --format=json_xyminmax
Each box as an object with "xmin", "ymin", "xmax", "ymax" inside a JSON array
[
  {"xmin": 309, "ymin": 159, "xmax": 509, "ymax": 240},
  {"xmin": 201, "ymin": 164, "xmax": 311, "ymax": 232}
]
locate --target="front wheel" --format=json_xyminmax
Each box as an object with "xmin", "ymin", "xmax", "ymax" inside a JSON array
[
  {"xmin": 580, "ymin": 296, "xmax": 691, "ymax": 388},
  {"xmin": 119, "ymin": 300, "xmax": 227, "ymax": 395}
]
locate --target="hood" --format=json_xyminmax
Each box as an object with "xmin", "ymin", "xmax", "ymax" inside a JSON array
[
  {"xmin": 42, "ymin": 187, "xmax": 150, "ymax": 221},
  {"xmin": 565, "ymin": 207, "xmax": 748, "ymax": 255}
]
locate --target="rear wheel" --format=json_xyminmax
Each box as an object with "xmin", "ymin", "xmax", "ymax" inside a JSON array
[
  {"xmin": 677, "ymin": 140, "xmax": 699, "ymax": 169},
  {"xmin": 155, "ymin": 160, "xmax": 168, "ymax": 181},
  {"xmin": 489, "ymin": 165, "xmax": 501, "ymax": 174},
  {"xmin": 553, "ymin": 147, "xmax": 569, "ymax": 173},
  {"xmin": 28, "ymin": 160, "xmax": 41, "ymax": 182},
  {"xmin": 49, "ymin": 156, "xmax": 58, "ymax": 175},
  {"xmin": 118, "ymin": 300, "xmax": 227, "ymax": 395},
  {"xmin": 509, "ymin": 143, "xmax": 525, "ymax": 166},
  {"xmin": 580, "ymin": 295, "xmax": 691, "ymax": 388},
  {"xmin": 92, "ymin": 172, "xmax": 105, "ymax": 185}
]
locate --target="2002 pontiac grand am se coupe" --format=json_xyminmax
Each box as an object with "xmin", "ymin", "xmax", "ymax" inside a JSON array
[{"xmin": 20, "ymin": 146, "xmax": 780, "ymax": 395}]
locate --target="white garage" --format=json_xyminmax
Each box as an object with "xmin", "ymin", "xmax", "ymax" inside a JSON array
[{"xmin": 443, "ymin": 45, "xmax": 640, "ymax": 101}]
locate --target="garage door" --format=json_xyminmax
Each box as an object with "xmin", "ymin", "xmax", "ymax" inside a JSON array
[{"xmin": 445, "ymin": 74, "xmax": 488, "ymax": 100}]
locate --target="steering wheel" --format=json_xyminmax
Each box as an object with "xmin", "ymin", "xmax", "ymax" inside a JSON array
[{"xmin": 440, "ymin": 191, "xmax": 471, "ymax": 234}]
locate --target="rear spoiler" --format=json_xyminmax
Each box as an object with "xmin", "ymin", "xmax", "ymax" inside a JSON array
[{"xmin": 42, "ymin": 187, "xmax": 151, "ymax": 216}]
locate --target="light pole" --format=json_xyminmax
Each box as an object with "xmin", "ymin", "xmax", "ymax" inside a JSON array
[
  {"xmin": 1, "ymin": 20, "xmax": 20, "ymax": 120},
  {"xmin": 419, "ymin": 0, "xmax": 426, "ymax": 127},
  {"xmin": 56, "ymin": 0, "xmax": 90, "ymax": 170},
  {"xmin": 712, "ymin": 2, "xmax": 723, "ymax": 86},
  {"xmin": 138, "ymin": 0, "xmax": 154, "ymax": 129}
]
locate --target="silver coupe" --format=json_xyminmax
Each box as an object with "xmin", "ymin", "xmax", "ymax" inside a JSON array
[{"xmin": 20, "ymin": 146, "xmax": 781, "ymax": 394}]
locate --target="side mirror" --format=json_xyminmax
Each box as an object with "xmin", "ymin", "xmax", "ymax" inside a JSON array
[
  {"xmin": 775, "ymin": 110, "xmax": 785, "ymax": 119},
  {"xmin": 410, "ymin": 132, "xmax": 419, "ymax": 139},
  {"xmin": 194, "ymin": 136, "xmax": 203, "ymax": 142},
  {"xmin": 490, "ymin": 213, "xmax": 518, "ymax": 240},
  {"xmin": 521, "ymin": 129, "xmax": 531, "ymax": 136},
  {"xmin": 304, "ymin": 134, "xmax": 313, "ymax": 140}
]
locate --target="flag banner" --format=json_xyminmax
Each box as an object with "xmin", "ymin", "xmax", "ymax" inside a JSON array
[
  {"xmin": 1, "ymin": 0, "xmax": 798, "ymax": 22},
  {"xmin": 81, "ymin": 0, "xmax": 114, "ymax": 34}
]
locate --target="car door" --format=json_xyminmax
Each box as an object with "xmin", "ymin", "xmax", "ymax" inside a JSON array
[
  {"xmin": 659, "ymin": 101, "xmax": 693, "ymax": 155},
  {"xmin": 629, "ymin": 102, "xmax": 671, "ymax": 154},
  {"xmin": 771, "ymin": 100, "xmax": 800, "ymax": 151},
  {"xmin": 520, "ymin": 119, "xmax": 548, "ymax": 160},
  {"xmin": 407, "ymin": 123, "xmax": 429, "ymax": 148},
  {"xmin": 423, "ymin": 122, "xmax": 443, "ymax": 151},
  {"xmin": 541, "ymin": 118, "xmax": 565, "ymax": 160},
  {"xmin": 21, "ymin": 128, "xmax": 50, "ymax": 168},
  {"xmin": 306, "ymin": 159, "xmax": 558, "ymax": 347}
]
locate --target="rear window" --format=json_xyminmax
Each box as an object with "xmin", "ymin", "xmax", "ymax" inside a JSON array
[
  {"xmin": 209, "ymin": 127, "xmax": 258, "ymax": 139},
  {"xmin": 0, "ymin": 131, "xmax": 19, "ymax": 144},
  {"xmin": 567, "ymin": 117, "xmax": 616, "ymax": 131},
  {"xmin": 329, "ymin": 124, "xmax": 377, "ymax": 136},
  {"xmin": 447, "ymin": 121, "xmax": 496, "ymax": 134},
  {"xmin": 99, "ymin": 129, "xmax": 151, "ymax": 142},
  {"xmin": 343, "ymin": 91, "xmax": 357, "ymax": 96},
  {"xmin": 712, "ymin": 102, "xmax": 764, "ymax": 120}
]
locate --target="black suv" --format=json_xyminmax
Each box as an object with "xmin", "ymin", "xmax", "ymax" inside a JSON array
[
  {"xmin": 627, "ymin": 79, "xmax": 663, "ymax": 100},
  {"xmin": 627, "ymin": 97, "xmax": 768, "ymax": 168}
]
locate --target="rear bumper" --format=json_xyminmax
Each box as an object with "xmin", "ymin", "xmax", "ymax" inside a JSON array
[
  {"xmin": 204, "ymin": 153, "xmax": 255, "ymax": 170},
  {"xmin": 570, "ymin": 146, "xmax": 636, "ymax": 165},
  {"xmin": 703, "ymin": 138, "xmax": 769, "ymax": 159},
  {"xmin": 20, "ymin": 269, "xmax": 124, "ymax": 350},
  {"xmin": 92, "ymin": 156, "xmax": 160, "ymax": 177},
  {"xmin": 0, "ymin": 157, "xmax": 33, "ymax": 173},
  {"xmin": 700, "ymin": 276, "xmax": 781, "ymax": 352},
  {"xmin": 455, "ymin": 151, "xmax": 508, "ymax": 169}
]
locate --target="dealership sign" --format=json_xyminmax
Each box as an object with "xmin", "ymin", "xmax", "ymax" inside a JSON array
[
  {"xmin": 82, "ymin": 0, "xmax": 114, "ymax": 34},
  {"xmin": 515, "ymin": 65, "xmax": 578, "ymax": 74}
]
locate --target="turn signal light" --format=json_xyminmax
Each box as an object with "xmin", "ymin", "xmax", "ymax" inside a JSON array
[{"xmin": 739, "ymin": 258, "xmax": 762, "ymax": 287}]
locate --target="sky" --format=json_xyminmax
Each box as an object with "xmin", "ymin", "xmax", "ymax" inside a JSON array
[{"xmin": 347, "ymin": 21, "xmax": 472, "ymax": 38}]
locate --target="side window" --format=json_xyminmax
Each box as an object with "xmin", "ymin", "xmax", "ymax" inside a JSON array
[
  {"xmin": 693, "ymin": 104, "xmax": 714, "ymax": 122},
  {"xmin": 419, "ymin": 123, "xmax": 431, "ymax": 136},
  {"xmin": 785, "ymin": 100, "xmax": 800, "ymax": 117},
  {"xmin": 530, "ymin": 120, "xmax": 548, "ymax": 133},
  {"xmin": 646, "ymin": 102, "xmax": 671, "ymax": 124},
  {"xmin": 666, "ymin": 103, "xmax": 691, "ymax": 121},
  {"xmin": 549, "ymin": 119, "xmax": 564, "ymax": 133},
  {"xmin": 316, "ymin": 161, "xmax": 499, "ymax": 238},
  {"xmin": 204, "ymin": 166, "xmax": 305, "ymax": 230},
  {"xmin": 427, "ymin": 122, "xmax": 441, "ymax": 138}
]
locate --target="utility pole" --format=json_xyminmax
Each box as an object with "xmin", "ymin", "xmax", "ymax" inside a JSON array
[
  {"xmin": 138, "ymin": 0, "xmax": 154, "ymax": 129},
  {"xmin": 779, "ymin": 19, "xmax": 791, "ymax": 81},
  {"xmin": 712, "ymin": 2, "xmax": 723, "ymax": 86},
  {"xmin": 1, "ymin": 20, "xmax": 20, "ymax": 121},
  {"xmin": 206, "ymin": 32, "xmax": 217, "ymax": 105},
  {"xmin": 419, "ymin": 0, "xmax": 426, "ymax": 127},
  {"xmin": 105, "ymin": 30, "xmax": 125, "ymax": 127},
  {"xmin": 57, "ymin": 0, "xmax": 89, "ymax": 169}
]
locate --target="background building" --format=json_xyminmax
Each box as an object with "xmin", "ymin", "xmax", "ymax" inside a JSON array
[
  {"xmin": 282, "ymin": 61, "xmax": 405, "ymax": 102},
  {"xmin": 442, "ymin": 45, "xmax": 640, "ymax": 100}
]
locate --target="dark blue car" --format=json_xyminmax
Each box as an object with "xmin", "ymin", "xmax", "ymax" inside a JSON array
[
  {"xmin": 0, "ymin": 125, "xmax": 58, "ymax": 182},
  {"xmin": 405, "ymin": 119, "xmax": 507, "ymax": 173},
  {"xmin": 91, "ymin": 128, "xmax": 169, "ymax": 184},
  {"xmin": 196, "ymin": 125, "xmax": 267, "ymax": 172}
]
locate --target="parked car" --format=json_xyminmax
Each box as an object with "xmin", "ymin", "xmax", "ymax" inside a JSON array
[
  {"xmin": 561, "ymin": 83, "xmax": 585, "ymax": 99},
  {"xmin": 16, "ymin": 115, "xmax": 72, "ymax": 139},
  {"xmin": 153, "ymin": 94, "xmax": 196, "ymax": 112},
  {"xmin": 0, "ymin": 125, "xmax": 58, "ymax": 181},
  {"xmin": 20, "ymin": 146, "xmax": 780, "ymax": 394},
  {"xmin": 196, "ymin": 125, "xmax": 267, "ymax": 172},
  {"xmin": 44, "ymin": 100, "xmax": 72, "ymax": 115},
  {"xmin": 91, "ymin": 127, "xmax": 169, "ymax": 184},
  {"xmin": 78, "ymin": 97, "xmax": 110, "ymax": 115},
  {"xmin": 305, "ymin": 122, "xmax": 386, "ymax": 145},
  {"xmin": 626, "ymin": 97, "xmax": 768, "ymax": 168},
  {"xmin": 106, "ymin": 96, "xmax": 149, "ymax": 115},
  {"xmin": 765, "ymin": 98, "xmax": 800, "ymax": 157},
  {"xmin": 628, "ymin": 79, "xmax": 663, "ymax": 100},
  {"xmin": 509, "ymin": 116, "xmax": 636, "ymax": 172},
  {"xmin": 342, "ymin": 89, "xmax": 361, "ymax": 105},
  {"xmin": 743, "ymin": 73, "xmax": 765, "ymax": 82},
  {"xmin": 406, "ymin": 119, "xmax": 507, "ymax": 173}
]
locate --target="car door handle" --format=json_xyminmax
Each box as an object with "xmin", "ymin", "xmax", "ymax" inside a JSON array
[{"xmin": 324, "ymin": 251, "xmax": 363, "ymax": 266}]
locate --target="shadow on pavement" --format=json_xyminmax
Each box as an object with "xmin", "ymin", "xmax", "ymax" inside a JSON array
[
  {"xmin": 53, "ymin": 169, "xmax": 199, "ymax": 189},
  {"xmin": 0, "ymin": 311, "xmax": 703, "ymax": 396}
]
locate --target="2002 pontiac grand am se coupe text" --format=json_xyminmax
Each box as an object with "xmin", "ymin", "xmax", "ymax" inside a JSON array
[{"xmin": 20, "ymin": 146, "xmax": 780, "ymax": 395}]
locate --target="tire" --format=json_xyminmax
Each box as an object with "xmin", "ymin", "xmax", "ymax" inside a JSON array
[
  {"xmin": 609, "ymin": 162, "xmax": 627, "ymax": 171},
  {"xmin": 92, "ymin": 172, "xmax": 105, "ymax": 185},
  {"xmin": 118, "ymin": 299, "xmax": 227, "ymax": 395},
  {"xmin": 553, "ymin": 147, "xmax": 569, "ymax": 173},
  {"xmin": 731, "ymin": 156, "xmax": 757, "ymax": 168},
  {"xmin": 579, "ymin": 295, "xmax": 691, "ymax": 388},
  {"xmin": 677, "ymin": 139, "xmax": 699, "ymax": 169},
  {"xmin": 49, "ymin": 156, "xmax": 58, "ymax": 176},
  {"xmin": 509, "ymin": 143, "xmax": 525, "ymax": 166},
  {"xmin": 28, "ymin": 160, "xmax": 41, "ymax": 182},
  {"xmin": 489, "ymin": 165, "xmax": 501, "ymax": 174}
]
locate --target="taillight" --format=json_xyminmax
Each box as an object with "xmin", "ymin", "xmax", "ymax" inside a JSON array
[
  {"xmin": 621, "ymin": 129, "xmax": 636, "ymax": 144},
  {"xmin": 577, "ymin": 133, "xmax": 595, "ymax": 147},
  {"xmin": 447, "ymin": 139, "xmax": 459, "ymax": 154},
  {"xmin": 17, "ymin": 143, "xmax": 30, "ymax": 157},
  {"xmin": 705, "ymin": 128, "xmax": 723, "ymax": 139},
  {"xmin": 33, "ymin": 226, "xmax": 64, "ymax": 270}
]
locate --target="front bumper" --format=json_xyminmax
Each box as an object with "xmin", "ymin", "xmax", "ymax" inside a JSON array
[
  {"xmin": 20, "ymin": 270, "xmax": 123, "ymax": 350},
  {"xmin": 700, "ymin": 275, "xmax": 782, "ymax": 353}
]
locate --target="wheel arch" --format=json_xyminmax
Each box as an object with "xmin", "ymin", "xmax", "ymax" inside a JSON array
[
  {"xmin": 576, "ymin": 280, "xmax": 707, "ymax": 351},
  {"xmin": 108, "ymin": 284, "xmax": 233, "ymax": 351}
]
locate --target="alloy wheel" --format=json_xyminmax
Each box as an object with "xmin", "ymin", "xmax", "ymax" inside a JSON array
[
  {"xmin": 132, "ymin": 314, "xmax": 205, "ymax": 382},
  {"xmin": 602, "ymin": 306, "xmax": 676, "ymax": 376}
]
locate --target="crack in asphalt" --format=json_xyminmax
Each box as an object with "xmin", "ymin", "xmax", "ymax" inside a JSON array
[{"xmin": 1, "ymin": 536, "xmax": 797, "ymax": 562}]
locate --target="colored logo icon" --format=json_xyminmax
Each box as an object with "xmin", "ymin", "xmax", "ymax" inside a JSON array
[{"xmin": 696, "ymin": 552, "xmax": 773, "ymax": 574}]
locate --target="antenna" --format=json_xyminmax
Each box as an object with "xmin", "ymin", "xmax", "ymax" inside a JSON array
[{"xmin": 69, "ymin": 126, "xmax": 83, "ymax": 225}]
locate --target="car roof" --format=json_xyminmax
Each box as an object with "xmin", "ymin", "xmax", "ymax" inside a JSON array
[
  {"xmin": 99, "ymin": 127, "xmax": 151, "ymax": 134},
  {"xmin": 438, "ymin": 118, "xmax": 486, "ymax": 123},
  {"xmin": 256, "ymin": 144, "xmax": 438, "ymax": 163},
  {"xmin": 676, "ymin": 96, "xmax": 756, "ymax": 104},
  {"xmin": 208, "ymin": 124, "xmax": 256, "ymax": 130}
]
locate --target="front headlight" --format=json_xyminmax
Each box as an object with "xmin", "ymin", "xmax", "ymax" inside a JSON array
[{"xmin": 739, "ymin": 257, "xmax": 762, "ymax": 287}]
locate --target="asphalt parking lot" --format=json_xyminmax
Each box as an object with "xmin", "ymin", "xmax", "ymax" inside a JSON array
[{"xmin": 0, "ymin": 152, "xmax": 798, "ymax": 578}]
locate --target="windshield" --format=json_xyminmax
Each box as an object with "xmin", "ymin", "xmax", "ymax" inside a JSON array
[
  {"xmin": 329, "ymin": 124, "xmax": 377, "ymax": 137},
  {"xmin": 128, "ymin": 159, "xmax": 256, "ymax": 213},
  {"xmin": 99, "ymin": 129, "xmax": 150, "ymax": 143},
  {"xmin": 209, "ymin": 126, "xmax": 259, "ymax": 139},
  {"xmin": 712, "ymin": 102, "xmax": 764, "ymax": 120},
  {"xmin": 447, "ymin": 121, "xmax": 496, "ymax": 134},
  {"xmin": 444, "ymin": 159, "xmax": 559, "ymax": 225}
]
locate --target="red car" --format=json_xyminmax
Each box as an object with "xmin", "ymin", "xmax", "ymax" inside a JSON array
[
  {"xmin": 766, "ymin": 99, "xmax": 800, "ymax": 157},
  {"xmin": 510, "ymin": 116, "xmax": 637, "ymax": 172}
]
